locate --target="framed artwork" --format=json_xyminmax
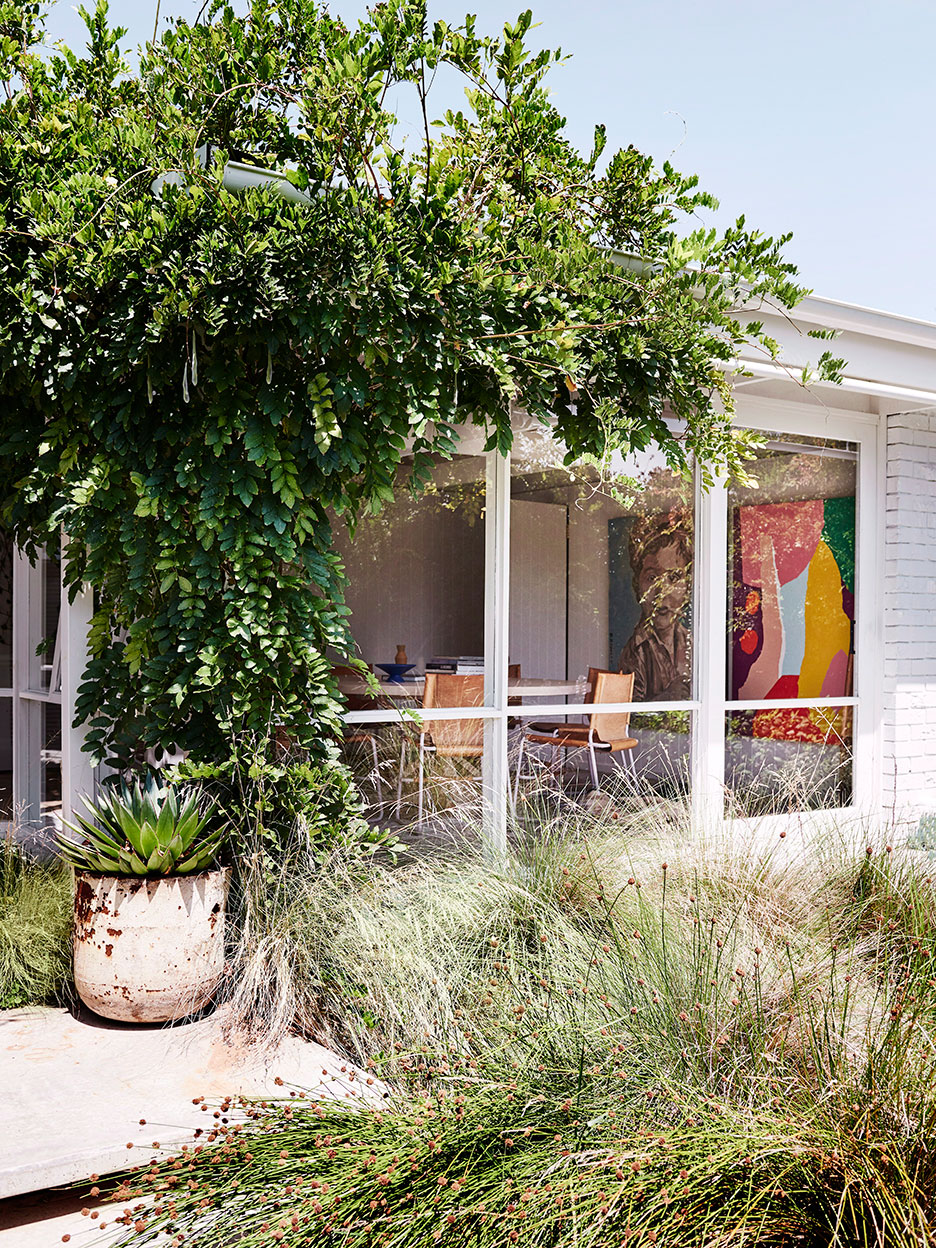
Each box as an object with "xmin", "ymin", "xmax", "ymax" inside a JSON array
[{"xmin": 729, "ymin": 496, "xmax": 855, "ymax": 742}]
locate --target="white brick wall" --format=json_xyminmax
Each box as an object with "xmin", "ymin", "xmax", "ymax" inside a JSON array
[{"xmin": 884, "ymin": 409, "xmax": 936, "ymax": 811}]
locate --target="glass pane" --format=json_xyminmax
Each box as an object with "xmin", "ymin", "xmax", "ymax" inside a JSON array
[
  {"xmin": 510, "ymin": 709, "xmax": 692, "ymax": 814},
  {"xmin": 41, "ymin": 701, "xmax": 62, "ymax": 818},
  {"xmin": 728, "ymin": 439, "xmax": 857, "ymax": 702},
  {"xmin": 341, "ymin": 713, "xmax": 486, "ymax": 846},
  {"xmin": 23, "ymin": 545, "xmax": 61, "ymax": 694},
  {"xmin": 725, "ymin": 706, "xmax": 853, "ymax": 814},
  {"xmin": 0, "ymin": 699, "xmax": 11, "ymax": 821},
  {"xmin": 0, "ymin": 531, "xmax": 11, "ymax": 688},
  {"xmin": 335, "ymin": 454, "xmax": 487, "ymax": 706},
  {"xmin": 509, "ymin": 426, "xmax": 694, "ymax": 706}
]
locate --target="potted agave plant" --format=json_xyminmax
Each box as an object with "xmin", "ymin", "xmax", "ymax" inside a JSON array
[{"xmin": 56, "ymin": 776, "xmax": 229, "ymax": 1023}]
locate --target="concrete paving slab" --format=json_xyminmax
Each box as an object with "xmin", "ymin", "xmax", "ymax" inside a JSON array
[
  {"xmin": 0, "ymin": 1005, "xmax": 388, "ymax": 1202},
  {"xmin": 0, "ymin": 1190, "xmax": 127, "ymax": 1247}
]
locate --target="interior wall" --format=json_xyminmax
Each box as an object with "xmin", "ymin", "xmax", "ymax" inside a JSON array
[
  {"xmin": 335, "ymin": 494, "xmax": 485, "ymax": 673},
  {"xmin": 0, "ymin": 534, "xmax": 12, "ymax": 773},
  {"xmin": 567, "ymin": 496, "xmax": 618, "ymax": 677},
  {"xmin": 509, "ymin": 500, "xmax": 566, "ymax": 679}
]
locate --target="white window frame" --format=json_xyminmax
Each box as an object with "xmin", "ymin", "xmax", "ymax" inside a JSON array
[
  {"xmin": 342, "ymin": 397, "xmax": 881, "ymax": 850},
  {"xmin": 8, "ymin": 538, "xmax": 94, "ymax": 834},
  {"xmin": 706, "ymin": 396, "xmax": 882, "ymax": 829}
]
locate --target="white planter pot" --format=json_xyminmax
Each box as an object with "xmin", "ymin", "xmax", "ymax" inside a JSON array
[{"xmin": 73, "ymin": 869, "xmax": 229, "ymax": 1023}]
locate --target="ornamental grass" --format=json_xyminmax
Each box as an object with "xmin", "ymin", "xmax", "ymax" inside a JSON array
[
  {"xmin": 0, "ymin": 832, "xmax": 73, "ymax": 1009},
  {"xmin": 99, "ymin": 793, "xmax": 936, "ymax": 1246}
]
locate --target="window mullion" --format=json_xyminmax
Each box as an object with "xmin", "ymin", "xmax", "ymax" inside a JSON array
[
  {"xmin": 692, "ymin": 463, "xmax": 727, "ymax": 829},
  {"xmin": 481, "ymin": 449, "xmax": 510, "ymax": 858}
]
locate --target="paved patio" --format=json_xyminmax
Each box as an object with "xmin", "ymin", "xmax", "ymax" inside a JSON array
[{"xmin": 0, "ymin": 1004, "xmax": 386, "ymax": 1221}]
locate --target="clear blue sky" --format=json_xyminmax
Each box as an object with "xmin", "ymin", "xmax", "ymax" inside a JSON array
[{"xmin": 41, "ymin": 0, "xmax": 936, "ymax": 322}]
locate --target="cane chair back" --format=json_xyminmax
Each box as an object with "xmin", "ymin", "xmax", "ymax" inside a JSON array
[
  {"xmin": 589, "ymin": 671, "xmax": 636, "ymax": 748},
  {"xmin": 423, "ymin": 673, "xmax": 485, "ymax": 756}
]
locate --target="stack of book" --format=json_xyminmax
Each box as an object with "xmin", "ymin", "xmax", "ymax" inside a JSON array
[{"xmin": 426, "ymin": 655, "xmax": 485, "ymax": 674}]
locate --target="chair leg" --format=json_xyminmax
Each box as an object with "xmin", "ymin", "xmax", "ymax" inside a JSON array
[
  {"xmin": 588, "ymin": 742, "xmax": 600, "ymax": 790},
  {"xmin": 511, "ymin": 734, "xmax": 526, "ymax": 811},
  {"xmin": 417, "ymin": 736, "xmax": 426, "ymax": 824},
  {"xmin": 370, "ymin": 735, "xmax": 383, "ymax": 805},
  {"xmin": 395, "ymin": 732, "xmax": 407, "ymax": 819},
  {"xmin": 610, "ymin": 747, "xmax": 638, "ymax": 781}
]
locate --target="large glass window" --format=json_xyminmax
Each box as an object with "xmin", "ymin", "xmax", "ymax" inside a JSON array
[
  {"xmin": 334, "ymin": 417, "xmax": 871, "ymax": 841},
  {"xmin": 726, "ymin": 436, "xmax": 857, "ymax": 813},
  {"xmin": 334, "ymin": 452, "xmax": 491, "ymax": 838},
  {"xmin": 509, "ymin": 425, "xmax": 694, "ymax": 702},
  {"xmin": 336, "ymin": 454, "xmax": 487, "ymax": 686},
  {"xmin": 507, "ymin": 425, "xmax": 695, "ymax": 803}
]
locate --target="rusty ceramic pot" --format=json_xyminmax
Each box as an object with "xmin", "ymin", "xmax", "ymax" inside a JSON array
[{"xmin": 73, "ymin": 869, "xmax": 229, "ymax": 1023}]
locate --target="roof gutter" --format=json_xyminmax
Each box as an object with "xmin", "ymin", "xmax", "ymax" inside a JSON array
[{"xmin": 152, "ymin": 144, "xmax": 314, "ymax": 205}]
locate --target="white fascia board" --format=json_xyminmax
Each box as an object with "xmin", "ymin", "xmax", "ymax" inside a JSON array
[
  {"xmin": 776, "ymin": 293, "xmax": 936, "ymax": 353},
  {"xmin": 733, "ymin": 296, "xmax": 936, "ymax": 403},
  {"xmin": 609, "ymin": 251, "xmax": 936, "ymax": 404}
]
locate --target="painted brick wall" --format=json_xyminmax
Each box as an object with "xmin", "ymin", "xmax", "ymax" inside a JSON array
[{"xmin": 884, "ymin": 410, "xmax": 936, "ymax": 814}]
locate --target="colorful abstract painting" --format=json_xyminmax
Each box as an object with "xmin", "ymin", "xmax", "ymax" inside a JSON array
[{"xmin": 729, "ymin": 497, "xmax": 854, "ymax": 743}]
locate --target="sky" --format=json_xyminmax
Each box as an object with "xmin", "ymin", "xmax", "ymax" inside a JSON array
[{"xmin": 39, "ymin": 0, "xmax": 936, "ymax": 323}]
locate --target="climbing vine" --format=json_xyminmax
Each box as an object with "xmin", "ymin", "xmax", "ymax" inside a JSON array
[{"xmin": 0, "ymin": 0, "xmax": 839, "ymax": 787}]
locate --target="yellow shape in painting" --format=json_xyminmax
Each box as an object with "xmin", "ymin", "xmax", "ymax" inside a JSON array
[{"xmin": 800, "ymin": 539, "xmax": 850, "ymax": 697}]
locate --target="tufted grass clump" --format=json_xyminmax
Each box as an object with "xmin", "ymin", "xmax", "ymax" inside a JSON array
[
  {"xmin": 0, "ymin": 833, "xmax": 73, "ymax": 1009},
  {"xmin": 106, "ymin": 797, "xmax": 936, "ymax": 1246}
]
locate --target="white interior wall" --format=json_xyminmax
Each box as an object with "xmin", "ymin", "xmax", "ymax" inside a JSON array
[
  {"xmin": 508, "ymin": 500, "xmax": 566, "ymax": 678},
  {"xmin": 335, "ymin": 489, "xmax": 485, "ymax": 672}
]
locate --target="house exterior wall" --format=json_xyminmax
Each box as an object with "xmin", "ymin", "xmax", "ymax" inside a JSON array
[{"xmin": 884, "ymin": 408, "xmax": 936, "ymax": 815}]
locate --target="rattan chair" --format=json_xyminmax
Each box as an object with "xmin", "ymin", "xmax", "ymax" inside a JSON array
[
  {"xmin": 512, "ymin": 670, "xmax": 637, "ymax": 803},
  {"xmin": 524, "ymin": 665, "xmax": 609, "ymax": 737},
  {"xmin": 396, "ymin": 672, "xmax": 485, "ymax": 822}
]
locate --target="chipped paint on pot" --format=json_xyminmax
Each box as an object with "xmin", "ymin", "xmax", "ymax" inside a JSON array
[{"xmin": 73, "ymin": 869, "xmax": 229, "ymax": 1023}]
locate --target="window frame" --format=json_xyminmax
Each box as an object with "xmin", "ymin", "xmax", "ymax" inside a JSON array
[
  {"xmin": 341, "ymin": 397, "xmax": 882, "ymax": 848},
  {"xmin": 698, "ymin": 396, "xmax": 882, "ymax": 827}
]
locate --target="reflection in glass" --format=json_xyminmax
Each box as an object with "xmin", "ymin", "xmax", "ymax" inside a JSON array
[
  {"xmin": 342, "ymin": 713, "xmax": 486, "ymax": 841},
  {"xmin": 508, "ymin": 426, "xmax": 694, "ymax": 705},
  {"xmin": 334, "ymin": 455, "xmax": 487, "ymax": 704},
  {"xmin": 725, "ymin": 706, "xmax": 852, "ymax": 814},
  {"xmin": 728, "ymin": 441, "xmax": 857, "ymax": 703},
  {"xmin": 0, "ymin": 531, "xmax": 11, "ymax": 689},
  {"xmin": 41, "ymin": 701, "xmax": 62, "ymax": 816},
  {"xmin": 0, "ymin": 699, "xmax": 10, "ymax": 820},
  {"xmin": 511, "ymin": 708, "xmax": 691, "ymax": 806},
  {"xmin": 41, "ymin": 549, "xmax": 61, "ymax": 693}
]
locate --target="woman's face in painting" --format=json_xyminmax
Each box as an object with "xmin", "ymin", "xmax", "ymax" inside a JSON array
[{"xmin": 636, "ymin": 541, "xmax": 689, "ymax": 632}]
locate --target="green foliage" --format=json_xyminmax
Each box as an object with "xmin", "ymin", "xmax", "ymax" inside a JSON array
[
  {"xmin": 0, "ymin": 836, "xmax": 73, "ymax": 1008},
  {"xmin": 0, "ymin": 0, "xmax": 821, "ymax": 783},
  {"xmin": 174, "ymin": 737, "xmax": 394, "ymax": 868},
  {"xmin": 56, "ymin": 775, "xmax": 224, "ymax": 876}
]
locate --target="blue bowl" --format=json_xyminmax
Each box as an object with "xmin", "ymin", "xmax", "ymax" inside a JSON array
[{"xmin": 376, "ymin": 662, "xmax": 416, "ymax": 684}]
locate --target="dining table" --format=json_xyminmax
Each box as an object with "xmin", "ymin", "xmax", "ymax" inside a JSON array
[{"xmin": 337, "ymin": 674, "xmax": 589, "ymax": 700}]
